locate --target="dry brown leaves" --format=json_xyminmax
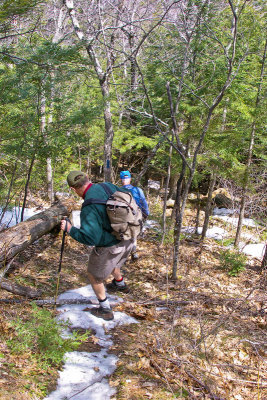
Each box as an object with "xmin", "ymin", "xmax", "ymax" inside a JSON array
[
  {"xmin": 0, "ymin": 220, "xmax": 266, "ymax": 399},
  {"xmin": 110, "ymin": 237, "xmax": 267, "ymax": 400}
]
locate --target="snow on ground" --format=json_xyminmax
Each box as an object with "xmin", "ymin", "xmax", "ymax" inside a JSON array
[
  {"xmin": 0, "ymin": 207, "xmax": 40, "ymax": 228},
  {"xmin": 214, "ymin": 215, "xmax": 258, "ymax": 228},
  {"xmin": 211, "ymin": 209, "xmax": 265, "ymax": 258},
  {"xmin": 181, "ymin": 226, "xmax": 265, "ymax": 259},
  {"xmin": 212, "ymin": 207, "xmax": 237, "ymax": 216},
  {"xmin": 44, "ymin": 285, "xmax": 138, "ymax": 400},
  {"xmin": 197, "ymin": 226, "xmax": 228, "ymax": 240},
  {"xmin": 44, "ymin": 350, "xmax": 117, "ymax": 400},
  {"xmin": 143, "ymin": 219, "xmax": 161, "ymax": 232},
  {"xmin": 182, "ymin": 226, "xmax": 228, "ymax": 240},
  {"xmin": 212, "ymin": 208, "xmax": 258, "ymax": 228},
  {"xmin": 240, "ymin": 243, "xmax": 266, "ymax": 259}
]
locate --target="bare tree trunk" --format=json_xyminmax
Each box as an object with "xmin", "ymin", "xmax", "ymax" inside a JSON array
[
  {"xmin": 100, "ymin": 79, "xmax": 114, "ymax": 182},
  {"xmin": 20, "ymin": 152, "xmax": 36, "ymax": 222},
  {"xmin": 0, "ymin": 161, "xmax": 17, "ymax": 224},
  {"xmin": 172, "ymin": 106, "xmax": 226, "ymax": 279},
  {"xmin": 168, "ymin": 173, "xmax": 178, "ymax": 201},
  {"xmin": 136, "ymin": 130, "xmax": 169, "ymax": 185},
  {"xmin": 64, "ymin": 0, "xmax": 115, "ymax": 182},
  {"xmin": 41, "ymin": 91, "xmax": 54, "ymax": 204},
  {"xmin": 195, "ymin": 189, "xmax": 201, "ymax": 234},
  {"xmin": 172, "ymin": 160, "xmax": 188, "ymax": 279},
  {"xmin": 48, "ymin": 8, "xmax": 66, "ymax": 202},
  {"xmin": 47, "ymin": 97, "xmax": 54, "ymax": 203},
  {"xmin": 234, "ymin": 39, "xmax": 266, "ymax": 246},
  {"xmin": 261, "ymin": 243, "xmax": 267, "ymax": 270},
  {"xmin": 201, "ymin": 173, "xmax": 217, "ymax": 241},
  {"xmin": 200, "ymin": 96, "xmax": 227, "ymax": 238},
  {"xmin": 161, "ymin": 137, "xmax": 173, "ymax": 245},
  {"xmin": 86, "ymin": 136, "xmax": 91, "ymax": 176},
  {"xmin": 43, "ymin": 8, "xmax": 66, "ymax": 204},
  {"xmin": 47, "ymin": 157, "xmax": 53, "ymax": 202}
]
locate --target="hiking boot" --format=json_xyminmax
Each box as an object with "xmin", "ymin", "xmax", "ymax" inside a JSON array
[
  {"xmin": 131, "ymin": 252, "xmax": 139, "ymax": 261},
  {"xmin": 106, "ymin": 278, "xmax": 130, "ymax": 293},
  {"xmin": 89, "ymin": 306, "xmax": 114, "ymax": 321}
]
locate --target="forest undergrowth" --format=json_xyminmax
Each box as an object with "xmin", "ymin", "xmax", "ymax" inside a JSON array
[{"xmin": 0, "ymin": 208, "xmax": 266, "ymax": 400}]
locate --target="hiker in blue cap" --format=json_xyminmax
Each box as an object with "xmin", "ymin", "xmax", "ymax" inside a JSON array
[{"xmin": 120, "ymin": 170, "xmax": 149, "ymax": 260}]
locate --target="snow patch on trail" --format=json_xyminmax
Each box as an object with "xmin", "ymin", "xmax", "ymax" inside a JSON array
[
  {"xmin": 44, "ymin": 285, "xmax": 137, "ymax": 400},
  {"xmin": 45, "ymin": 350, "xmax": 117, "ymax": 400}
]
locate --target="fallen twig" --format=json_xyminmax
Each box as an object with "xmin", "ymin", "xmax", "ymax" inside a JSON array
[
  {"xmin": 185, "ymin": 369, "xmax": 225, "ymax": 400},
  {"xmin": 0, "ymin": 297, "xmax": 99, "ymax": 306},
  {"xmin": 195, "ymin": 286, "xmax": 257, "ymax": 347}
]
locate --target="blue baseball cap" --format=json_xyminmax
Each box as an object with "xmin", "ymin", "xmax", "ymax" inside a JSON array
[{"xmin": 120, "ymin": 170, "xmax": 131, "ymax": 179}]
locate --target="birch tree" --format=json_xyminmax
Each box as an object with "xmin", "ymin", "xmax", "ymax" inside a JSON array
[
  {"xmin": 62, "ymin": 0, "xmax": 180, "ymax": 181},
  {"xmin": 63, "ymin": 0, "xmax": 121, "ymax": 181},
  {"xmin": 40, "ymin": 4, "xmax": 68, "ymax": 203}
]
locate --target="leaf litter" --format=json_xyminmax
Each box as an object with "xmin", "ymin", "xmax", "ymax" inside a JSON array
[{"xmin": 0, "ymin": 216, "xmax": 266, "ymax": 399}]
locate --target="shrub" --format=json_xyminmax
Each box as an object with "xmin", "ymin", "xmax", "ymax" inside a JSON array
[
  {"xmin": 7, "ymin": 303, "xmax": 88, "ymax": 370},
  {"xmin": 219, "ymin": 249, "xmax": 247, "ymax": 276}
]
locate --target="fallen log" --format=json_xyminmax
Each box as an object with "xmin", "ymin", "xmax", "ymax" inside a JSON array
[
  {"xmin": 0, "ymin": 198, "xmax": 75, "ymax": 270},
  {"xmin": 0, "ymin": 278, "xmax": 41, "ymax": 298}
]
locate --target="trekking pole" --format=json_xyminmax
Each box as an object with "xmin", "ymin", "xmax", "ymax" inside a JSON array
[{"xmin": 54, "ymin": 217, "xmax": 71, "ymax": 306}]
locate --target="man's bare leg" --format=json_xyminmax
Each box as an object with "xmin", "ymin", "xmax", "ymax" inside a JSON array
[
  {"xmin": 106, "ymin": 267, "xmax": 129, "ymax": 292},
  {"xmin": 87, "ymin": 271, "xmax": 107, "ymax": 301},
  {"xmin": 112, "ymin": 267, "xmax": 122, "ymax": 281},
  {"xmin": 87, "ymin": 271, "xmax": 114, "ymax": 320}
]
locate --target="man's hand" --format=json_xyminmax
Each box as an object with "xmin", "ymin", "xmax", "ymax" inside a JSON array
[{"xmin": 61, "ymin": 219, "xmax": 72, "ymax": 233}]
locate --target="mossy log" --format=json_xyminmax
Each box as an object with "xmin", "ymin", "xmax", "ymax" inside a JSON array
[{"xmin": 0, "ymin": 198, "xmax": 75, "ymax": 269}]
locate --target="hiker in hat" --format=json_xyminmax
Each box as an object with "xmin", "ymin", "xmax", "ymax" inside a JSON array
[
  {"xmin": 120, "ymin": 170, "xmax": 149, "ymax": 260},
  {"xmin": 60, "ymin": 171, "xmax": 134, "ymax": 321}
]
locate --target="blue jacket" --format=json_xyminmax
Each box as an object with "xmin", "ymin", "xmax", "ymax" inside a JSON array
[{"xmin": 122, "ymin": 184, "xmax": 149, "ymax": 218}]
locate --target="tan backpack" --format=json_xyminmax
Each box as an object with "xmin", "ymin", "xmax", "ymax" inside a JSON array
[{"xmin": 82, "ymin": 183, "xmax": 143, "ymax": 241}]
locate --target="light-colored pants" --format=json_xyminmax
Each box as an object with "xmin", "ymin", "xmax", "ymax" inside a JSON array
[{"xmin": 87, "ymin": 239, "xmax": 134, "ymax": 282}]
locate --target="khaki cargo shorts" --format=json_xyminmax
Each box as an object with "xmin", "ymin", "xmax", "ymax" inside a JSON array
[{"xmin": 87, "ymin": 239, "xmax": 134, "ymax": 282}]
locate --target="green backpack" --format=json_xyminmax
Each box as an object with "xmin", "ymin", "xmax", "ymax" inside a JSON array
[{"xmin": 81, "ymin": 183, "xmax": 143, "ymax": 241}]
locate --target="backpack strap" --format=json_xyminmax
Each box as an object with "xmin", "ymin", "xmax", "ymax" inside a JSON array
[
  {"xmin": 99, "ymin": 182, "xmax": 129, "ymax": 196},
  {"xmin": 82, "ymin": 198, "xmax": 106, "ymax": 208},
  {"xmin": 98, "ymin": 182, "xmax": 114, "ymax": 196},
  {"xmin": 132, "ymin": 186, "xmax": 141, "ymax": 198},
  {"xmin": 81, "ymin": 183, "xmax": 114, "ymax": 209}
]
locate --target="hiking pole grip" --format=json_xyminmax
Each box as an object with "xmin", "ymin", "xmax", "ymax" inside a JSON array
[
  {"xmin": 55, "ymin": 217, "xmax": 71, "ymax": 305},
  {"xmin": 63, "ymin": 216, "xmax": 71, "ymax": 228},
  {"xmin": 58, "ymin": 217, "xmax": 71, "ymax": 273}
]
